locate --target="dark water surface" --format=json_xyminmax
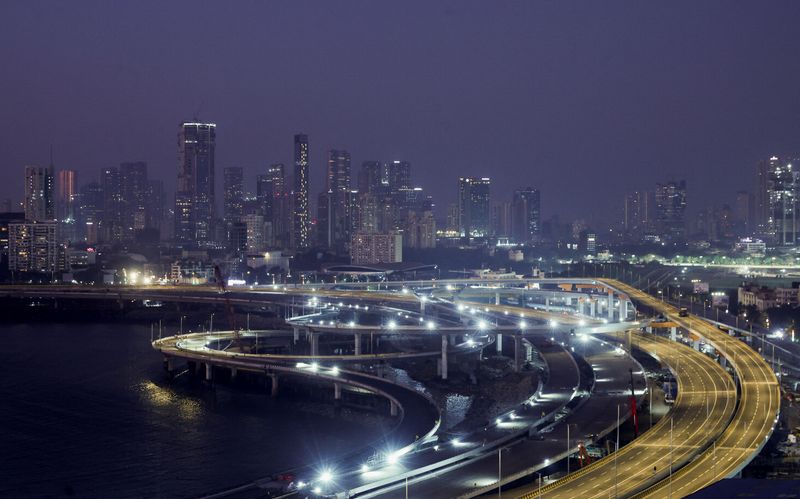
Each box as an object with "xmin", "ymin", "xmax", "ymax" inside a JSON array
[{"xmin": 0, "ymin": 322, "xmax": 383, "ymax": 498}]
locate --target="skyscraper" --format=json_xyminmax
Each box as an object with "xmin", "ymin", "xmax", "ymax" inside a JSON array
[
  {"xmin": 176, "ymin": 121, "xmax": 216, "ymax": 246},
  {"xmin": 101, "ymin": 167, "xmax": 123, "ymax": 242},
  {"xmin": 511, "ymin": 187, "xmax": 541, "ymax": 243},
  {"xmin": 120, "ymin": 162, "xmax": 148, "ymax": 237},
  {"xmin": 387, "ymin": 160, "xmax": 410, "ymax": 193},
  {"xmin": 324, "ymin": 149, "xmax": 352, "ymax": 249},
  {"xmin": 655, "ymin": 180, "xmax": 687, "ymax": 240},
  {"xmin": 292, "ymin": 134, "xmax": 310, "ymax": 249},
  {"xmin": 56, "ymin": 169, "xmax": 77, "ymax": 242},
  {"xmin": 24, "ymin": 165, "xmax": 54, "ymax": 222},
  {"xmin": 458, "ymin": 177, "xmax": 491, "ymax": 237},
  {"xmin": 223, "ymin": 167, "xmax": 244, "ymax": 226}
]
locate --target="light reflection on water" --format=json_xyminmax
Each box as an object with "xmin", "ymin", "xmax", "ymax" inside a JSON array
[{"xmin": 0, "ymin": 322, "xmax": 385, "ymax": 498}]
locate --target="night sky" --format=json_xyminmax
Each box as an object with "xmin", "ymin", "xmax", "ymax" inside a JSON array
[{"xmin": 3, "ymin": 1, "xmax": 800, "ymax": 225}]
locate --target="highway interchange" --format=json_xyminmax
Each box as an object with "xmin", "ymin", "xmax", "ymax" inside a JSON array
[{"xmin": 0, "ymin": 278, "xmax": 782, "ymax": 498}]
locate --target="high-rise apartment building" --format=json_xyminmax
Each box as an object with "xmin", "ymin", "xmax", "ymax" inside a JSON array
[
  {"xmin": 322, "ymin": 149, "xmax": 352, "ymax": 250},
  {"xmin": 655, "ymin": 180, "xmax": 687, "ymax": 240},
  {"xmin": 350, "ymin": 231, "xmax": 402, "ymax": 264},
  {"xmin": 511, "ymin": 187, "xmax": 541, "ymax": 243},
  {"xmin": 101, "ymin": 167, "xmax": 124, "ymax": 242},
  {"xmin": 292, "ymin": 134, "xmax": 310, "ymax": 249},
  {"xmin": 458, "ymin": 177, "xmax": 491, "ymax": 237},
  {"xmin": 9, "ymin": 221, "xmax": 59, "ymax": 273},
  {"xmin": 176, "ymin": 121, "xmax": 216, "ymax": 246},
  {"xmin": 623, "ymin": 190, "xmax": 653, "ymax": 236},
  {"xmin": 120, "ymin": 162, "xmax": 148, "ymax": 237},
  {"xmin": 223, "ymin": 167, "xmax": 244, "ymax": 226},
  {"xmin": 24, "ymin": 165, "xmax": 55, "ymax": 222}
]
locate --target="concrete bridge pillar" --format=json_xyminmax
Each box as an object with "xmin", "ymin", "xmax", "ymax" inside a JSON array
[
  {"xmin": 164, "ymin": 356, "xmax": 175, "ymax": 372},
  {"xmin": 230, "ymin": 367, "xmax": 237, "ymax": 379},
  {"xmin": 620, "ymin": 300, "xmax": 628, "ymax": 322},
  {"xmin": 545, "ymin": 297, "xmax": 551, "ymax": 312},
  {"xmin": 293, "ymin": 326, "xmax": 299, "ymax": 343},
  {"xmin": 390, "ymin": 400, "xmax": 399, "ymax": 417},
  {"xmin": 205, "ymin": 363, "xmax": 213, "ymax": 381},
  {"xmin": 496, "ymin": 333, "xmax": 503, "ymax": 353},
  {"xmin": 449, "ymin": 334, "xmax": 457, "ymax": 346},
  {"xmin": 513, "ymin": 336, "xmax": 522, "ymax": 373},
  {"xmin": 310, "ymin": 332, "xmax": 319, "ymax": 356},
  {"xmin": 441, "ymin": 335, "xmax": 449, "ymax": 380},
  {"xmin": 334, "ymin": 382, "xmax": 342, "ymax": 400},
  {"xmin": 670, "ymin": 327, "xmax": 677, "ymax": 342},
  {"xmin": 590, "ymin": 300, "xmax": 596, "ymax": 317},
  {"xmin": 354, "ymin": 333, "xmax": 362, "ymax": 355},
  {"xmin": 495, "ymin": 292, "xmax": 501, "ymax": 305},
  {"xmin": 608, "ymin": 292, "xmax": 615, "ymax": 321},
  {"xmin": 420, "ymin": 298, "xmax": 426, "ymax": 314}
]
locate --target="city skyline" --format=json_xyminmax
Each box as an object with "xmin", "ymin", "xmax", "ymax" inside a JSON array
[{"xmin": 5, "ymin": 2, "xmax": 800, "ymax": 225}]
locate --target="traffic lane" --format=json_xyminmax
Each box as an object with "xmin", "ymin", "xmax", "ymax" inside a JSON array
[
  {"xmin": 371, "ymin": 338, "xmax": 642, "ymax": 499},
  {"xmin": 516, "ymin": 332, "xmax": 735, "ymax": 499}
]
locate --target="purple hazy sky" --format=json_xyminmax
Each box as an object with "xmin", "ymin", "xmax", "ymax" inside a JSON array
[{"xmin": 3, "ymin": 1, "xmax": 800, "ymax": 226}]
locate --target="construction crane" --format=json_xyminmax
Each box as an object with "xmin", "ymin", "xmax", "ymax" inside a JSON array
[{"xmin": 213, "ymin": 265, "xmax": 243, "ymax": 350}]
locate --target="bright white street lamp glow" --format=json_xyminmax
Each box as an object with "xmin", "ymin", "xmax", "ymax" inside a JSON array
[
  {"xmin": 319, "ymin": 470, "xmax": 333, "ymax": 483},
  {"xmin": 313, "ymin": 486, "xmax": 322, "ymax": 494},
  {"xmin": 361, "ymin": 464, "xmax": 370, "ymax": 473},
  {"xmin": 549, "ymin": 320, "xmax": 558, "ymax": 328},
  {"xmin": 401, "ymin": 288, "xmax": 409, "ymax": 294},
  {"xmin": 349, "ymin": 321, "xmax": 356, "ymax": 327},
  {"xmin": 387, "ymin": 320, "xmax": 397, "ymax": 330},
  {"xmin": 427, "ymin": 321, "xmax": 436, "ymax": 330},
  {"xmin": 310, "ymin": 362, "xmax": 319, "ymax": 372},
  {"xmin": 578, "ymin": 320, "xmax": 586, "ymax": 327},
  {"xmin": 330, "ymin": 366, "xmax": 339, "ymax": 375},
  {"xmin": 496, "ymin": 417, "xmax": 503, "ymax": 424},
  {"xmin": 477, "ymin": 320, "xmax": 487, "ymax": 329},
  {"xmin": 466, "ymin": 338, "xmax": 475, "ymax": 346},
  {"xmin": 519, "ymin": 320, "xmax": 528, "ymax": 329},
  {"xmin": 386, "ymin": 452, "xmax": 399, "ymax": 465}
]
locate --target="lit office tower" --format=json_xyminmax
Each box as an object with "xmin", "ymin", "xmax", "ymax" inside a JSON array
[
  {"xmin": 754, "ymin": 157, "xmax": 775, "ymax": 236},
  {"xmin": 655, "ymin": 180, "xmax": 687, "ymax": 240},
  {"xmin": 102, "ymin": 167, "xmax": 124, "ymax": 242},
  {"xmin": 146, "ymin": 179, "xmax": 164, "ymax": 231},
  {"xmin": 223, "ymin": 167, "xmax": 244, "ymax": 225},
  {"xmin": 292, "ymin": 134, "xmax": 310, "ymax": 249},
  {"xmin": 176, "ymin": 121, "xmax": 216, "ymax": 245},
  {"xmin": 458, "ymin": 177, "xmax": 491, "ymax": 237},
  {"xmin": 266, "ymin": 163, "xmax": 288, "ymax": 247},
  {"xmin": 734, "ymin": 190, "xmax": 753, "ymax": 235},
  {"xmin": 511, "ymin": 187, "xmax": 541, "ymax": 243},
  {"xmin": 765, "ymin": 158, "xmax": 798, "ymax": 245},
  {"xmin": 358, "ymin": 161, "xmax": 386, "ymax": 195},
  {"xmin": 120, "ymin": 162, "xmax": 148, "ymax": 237},
  {"xmin": 24, "ymin": 165, "xmax": 55, "ymax": 222},
  {"xmin": 323, "ymin": 149, "xmax": 352, "ymax": 249},
  {"xmin": 387, "ymin": 160, "xmax": 410, "ymax": 193}
]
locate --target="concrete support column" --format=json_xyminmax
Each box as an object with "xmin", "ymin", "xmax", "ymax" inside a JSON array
[
  {"xmin": 545, "ymin": 297, "xmax": 551, "ymax": 312},
  {"xmin": 513, "ymin": 336, "xmax": 522, "ymax": 373},
  {"xmin": 449, "ymin": 334, "xmax": 457, "ymax": 346},
  {"xmin": 354, "ymin": 333, "xmax": 362, "ymax": 355},
  {"xmin": 620, "ymin": 300, "xmax": 628, "ymax": 322},
  {"xmin": 164, "ymin": 356, "xmax": 175, "ymax": 372},
  {"xmin": 310, "ymin": 332, "xmax": 319, "ymax": 356},
  {"xmin": 590, "ymin": 301, "xmax": 596, "ymax": 317},
  {"xmin": 670, "ymin": 327, "xmax": 677, "ymax": 342},
  {"xmin": 525, "ymin": 341, "xmax": 533, "ymax": 362},
  {"xmin": 420, "ymin": 298, "xmax": 426, "ymax": 314},
  {"xmin": 608, "ymin": 292, "xmax": 615, "ymax": 321},
  {"xmin": 390, "ymin": 400, "xmax": 399, "ymax": 417},
  {"xmin": 441, "ymin": 335, "xmax": 449, "ymax": 380},
  {"xmin": 230, "ymin": 367, "xmax": 238, "ymax": 379},
  {"xmin": 293, "ymin": 326, "xmax": 299, "ymax": 343},
  {"xmin": 334, "ymin": 382, "xmax": 342, "ymax": 400},
  {"xmin": 495, "ymin": 292, "xmax": 501, "ymax": 305},
  {"xmin": 270, "ymin": 375, "xmax": 279, "ymax": 397},
  {"xmin": 205, "ymin": 363, "xmax": 213, "ymax": 381},
  {"xmin": 496, "ymin": 333, "xmax": 503, "ymax": 353}
]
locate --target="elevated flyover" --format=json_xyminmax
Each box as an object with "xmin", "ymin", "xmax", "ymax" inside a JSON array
[
  {"xmin": 606, "ymin": 280, "xmax": 781, "ymax": 498},
  {"xmin": 516, "ymin": 329, "xmax": 737, "ymax": 498}
]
